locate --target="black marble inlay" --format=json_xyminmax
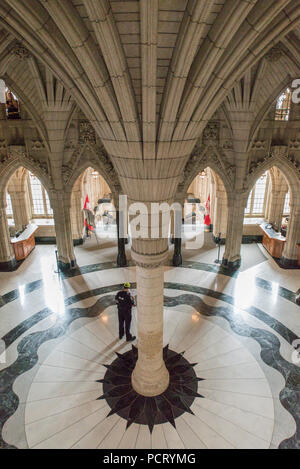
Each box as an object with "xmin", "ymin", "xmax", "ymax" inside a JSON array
[
  {"xmin": 0, "ymin": 258, "xmax": 18, "ymax": 272},
  {"xmin": 98, "ymin": 345, "xmax": 203, "ymax": 433}
]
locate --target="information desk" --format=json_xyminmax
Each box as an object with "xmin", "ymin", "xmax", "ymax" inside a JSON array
[
  {"xmin": 11, "ymin": 224, "xmax": 38, "ymax": 261},
  {"xmin": 259, "ymin": 223, "xmax": 286, "ymax": 259}
]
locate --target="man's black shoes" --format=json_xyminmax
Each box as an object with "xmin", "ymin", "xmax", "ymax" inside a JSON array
[{"xmin": 126, "ymin": 335, "xmax": 136, "ymax": 342}]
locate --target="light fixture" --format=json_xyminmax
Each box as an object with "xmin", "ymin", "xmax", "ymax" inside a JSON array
[
  {"xmin": 91, "ymin": 170, "xmax": 99, "ymax": 179},
  {"xmin": 200, "ymin": 170, "xmax": 207, "ymax": 179}
]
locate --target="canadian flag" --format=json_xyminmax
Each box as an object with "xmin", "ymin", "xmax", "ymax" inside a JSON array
[
  {"xmin": 83, "ymin": 195, "xmax": 91, "ymax": 210},
  {"xmin": 84, "ymin": 195, "xmax": 94, "ymax": 231},
  {"xmin": 204, "ymin": 194, "xmax": 211, "ymax": 226}
]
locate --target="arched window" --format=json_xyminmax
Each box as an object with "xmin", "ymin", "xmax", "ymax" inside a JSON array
[
  {"xmin": 5, "ymin": 87, "xmax": 20, "ymax": 119},
  {"xmin": 275, "ymin": 87, "xmax": 292, "ymax": 121},
  {"xmin": 29, "ymin": 173, "xmax": 53, "ymax": 217},
  {"xmin": 283, "ymin": 191, "xmax": 290, "ymax": 215},
  {"xmin": 245, "ymin": 172, "xmax": 269, "ymax": 217},
  {"xmin": 6, "ymin": 192, "xmax": 13, "ymax": 216}
]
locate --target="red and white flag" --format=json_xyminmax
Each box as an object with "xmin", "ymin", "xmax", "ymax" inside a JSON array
[
  {"xmin": 83, "ymin": 195, "xmax": 91, "ymax": 211},
  {"xmin": 84, "ymin": 195, "xmax": 94, "ymax": 231},
  {"xmin": 204, "ymin": 194, "xmax": 211, "ymax": 226}
]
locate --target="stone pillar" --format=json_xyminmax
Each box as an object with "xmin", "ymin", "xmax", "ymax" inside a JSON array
[
  {"xmin": 173, "ymin": 237, "xmax": 182, "ymax": 266},
  {"xmin": 131, "ymin": 249, "xmax": 169, "ymax": 396},
  {"xmin": 50, "ymin": 190, "xmax": 76, "ymax": 271},
  {"xmin": 268, "ymin": 191, "xmax": 286, "ymax": 232},
  {"xmin": 281, "ymin": 204, "xmax": 300, "ymax": 267},
  {"xmin": 0, "ymin": 104, "xmax": 6, "ymax": 120},
  {"xmin": 0, "ymin": 206, "xmax": 17, "ymax": 271},
  {"xmin": 213, "ymin": 187, "xmax": 228, "ymax": 243},
  {"xmin": 222, "ymin": 191, "xmax": 248, "ymax": 269},
  {"xmin": 172, "ymin": 198, "xmax": 183, "ymax": 266},
  {"xmin": 70, "ymin": 189, "xmax": 84, "ymax": 245},
  {"xmin": 9, "ymin": 190, "xmax": 30, "ymax": 231},
  {"xmin": 116, "ymin": 209, "xmax": 127, "ymax": 267}
]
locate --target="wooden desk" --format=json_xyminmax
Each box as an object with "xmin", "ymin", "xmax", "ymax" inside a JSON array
[
  {"xmin": 260, "ymin": 224, "xmax": 286, "ymax": 259},
  {"xmin": 11, "ymin": 224, "xmax": 38, "ymax": 261}
]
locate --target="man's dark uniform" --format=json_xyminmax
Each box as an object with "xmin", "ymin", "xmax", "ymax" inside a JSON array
[{"xmin": 115, "ymin": 290, "xmax": 135, "ymax": 340}]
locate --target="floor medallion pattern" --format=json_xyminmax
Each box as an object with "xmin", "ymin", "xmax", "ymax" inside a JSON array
[{"xmin": 98, "ymin": 345, "xmax": 204, "ymax": 432}]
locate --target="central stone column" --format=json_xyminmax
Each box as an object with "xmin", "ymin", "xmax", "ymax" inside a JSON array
[{"xmin": 131, "ymin": 249, "xmax": 169, "ymax": 396}]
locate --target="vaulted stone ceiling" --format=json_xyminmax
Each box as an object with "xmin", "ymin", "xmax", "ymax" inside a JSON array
[{"xmin": 0, "ymin": 0, "xmax": 300, "ymax": 211}]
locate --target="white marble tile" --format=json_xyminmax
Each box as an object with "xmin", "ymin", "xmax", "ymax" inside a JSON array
[{"xmin": 26, "ymin": 400, "xmax": 107, "ymax": 448}]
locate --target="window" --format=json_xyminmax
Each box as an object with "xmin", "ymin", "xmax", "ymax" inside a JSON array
[
  {"xmin": 275, "ymin": 88, "xmax": 292, "ymax": 121},
  {"xmin": 5, "ymin": 87, "xmax": 20, "ymax": 119},
  {"xmin": 6, "ymin": 193, "xmax": 13, "ymax": 216},
  {"xmin": 29, "ymin": 173, "xmax": 53, "ymax": 217},
  {"xmin": 283, "ymin": 191, "xmax": 290, "ymax": 215},
  {"xmin": 244, "ymin": 190, "xmax": 252, "ymax": 214},
  {"xmin": 245, "ymin": 172, "xmax": 268, "ymax": 217}
]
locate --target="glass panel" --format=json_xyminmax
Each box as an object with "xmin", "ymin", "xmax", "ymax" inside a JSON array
[
  {"xmin": 244, "ymin": 190, "xmax": 252, "ymax": 214},
  {"xmin": 283, "ymin": 191, "xmax": 290, "ymax": 214},
  {"xmin": 252, "ymin": 174, "xmax": 267, "ymax": 214},
  {"xmin": 275, "ymin": 88, "xmax": 292, "ymax": 121},
  {"xmin": 6, "ymin": 192, "xmax": 13, "ymax": 216},
  {"xmin": 29, "ymin": 173, "xmax": 45, "ymax": 215},
  {"xmin": 44, "ymin": 189, "xmax": 53, "ymax": 215}
]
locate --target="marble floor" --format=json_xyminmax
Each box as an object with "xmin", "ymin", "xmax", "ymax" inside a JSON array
[{"xmin": 0, "ymin": 236, "xmax": 300, "ymax": 449}]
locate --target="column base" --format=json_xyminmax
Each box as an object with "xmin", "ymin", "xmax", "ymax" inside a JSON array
[
  {"xmin": 117, "ymin": 252, "xmax": 127, "ymax": 267},
  {"xmin": 0, "ymin": 258, "xmax": 18, "ymax": 272},
  {"xmin": 58, "ymin": 259, "xmax": 76, "ymax": 272},
  {"xmin": 222, "ymin": 257, "xmax": 241, "ymax": 269},
  {"xmin": 212, "ymin": 235, "xmax": 225, "ymax": 245},
  {"xmin": 279, "ymin": 256, "xmax": 299, "ymax": 268},
  {"xmin": 172, "ymin": 253, "xmax": 182, "ymax": 266},
  {"xmin": 131, "ymin": 361, "xmax": 170, "ymax": 397},
  {"xmin": 73, "ymin": 238, "xmax": 84, "ymax": 246}
]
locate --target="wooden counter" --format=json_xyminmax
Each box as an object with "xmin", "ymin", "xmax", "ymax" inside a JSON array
[
  {"xmin": 11, "ymin": 224, "xmax": 38, "ymax": 261},
  {"xmin": 259, "ymin": 224, "xmax": 286, "ymax": 259},
  {"xmin": 297, "ymin": 243, "xmax": 300, "ymax": 266}
]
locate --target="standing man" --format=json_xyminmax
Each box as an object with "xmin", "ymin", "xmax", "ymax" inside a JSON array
[{"xmin": 115, "ymin": 282, "xmax": 136, "ymax": 342}]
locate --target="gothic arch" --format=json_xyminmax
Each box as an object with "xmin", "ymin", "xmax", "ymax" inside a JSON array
[
  {"xmin": 246, "ymin": 147, "xmax": 300, "ymax": 206},
  {"xmin": 0, "ymin": 151, "xmax": 52, "ymax": 208},
  {"xmin": 248, "ymin": 77, "xmax": 297, "ymax": 149},
  {"xmin": 181, "ymin": 144, "xmax": 233, "ymax": 197}
]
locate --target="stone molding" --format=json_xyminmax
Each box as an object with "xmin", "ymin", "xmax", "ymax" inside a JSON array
[{"xmin": 131, "ymin": 248, "xmax": 168, "ymax": 269}]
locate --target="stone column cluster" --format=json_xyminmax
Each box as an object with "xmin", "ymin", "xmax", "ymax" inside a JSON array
[
  {"xmin": 70, "ymin": 189, "xmax": 84, "ymax": 245},
  {"xmin": 9, "ymin": 190, "xmax": 30, "ymax": 231},
  {"xmin": 281, "ymin": 204, "xmax": 300, "ymax": 267},
  {"xmin": 213, "ymin": 186, "xmax": 228, "ymax": 243},
  {"xmin": 50, "ymin": 190, "xmax": 76, "ymax": 271},
  {"xmin": 267, "ymin": 168, "xmax": 288, "ymax": 232},
  {"xmin": 0, "ymin": 206, "xmax": 17, "ymax": 270},
  {"xmin": 222, "ymin": 191, "xmax": 248, "ymax": 268}
]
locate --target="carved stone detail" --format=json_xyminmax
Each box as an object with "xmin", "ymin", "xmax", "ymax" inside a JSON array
[
  {"xmin": 31, "ymin": 140, "xmax": 45, "ymax": 151},
  {"xmin": 265, "ymin": 44, "xmax": 284, "ymax": 63},
  {"xmin": 11, "ymin": 43, "xmax": 31, "ymax": 60},
  {"xmin": 251, "ymin": 139, "xmax": 266, "ymax": 150},
  {"xmin": 79, "ymin": 121, "xmax": 96, "ymax": 144},
  {"xmin": 222, "ymin": 140, "xmax": 233, "ymax": 150},
  {"xmin": 202, "ymin": 121, "xmax": 219, "ymax": 144}
]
